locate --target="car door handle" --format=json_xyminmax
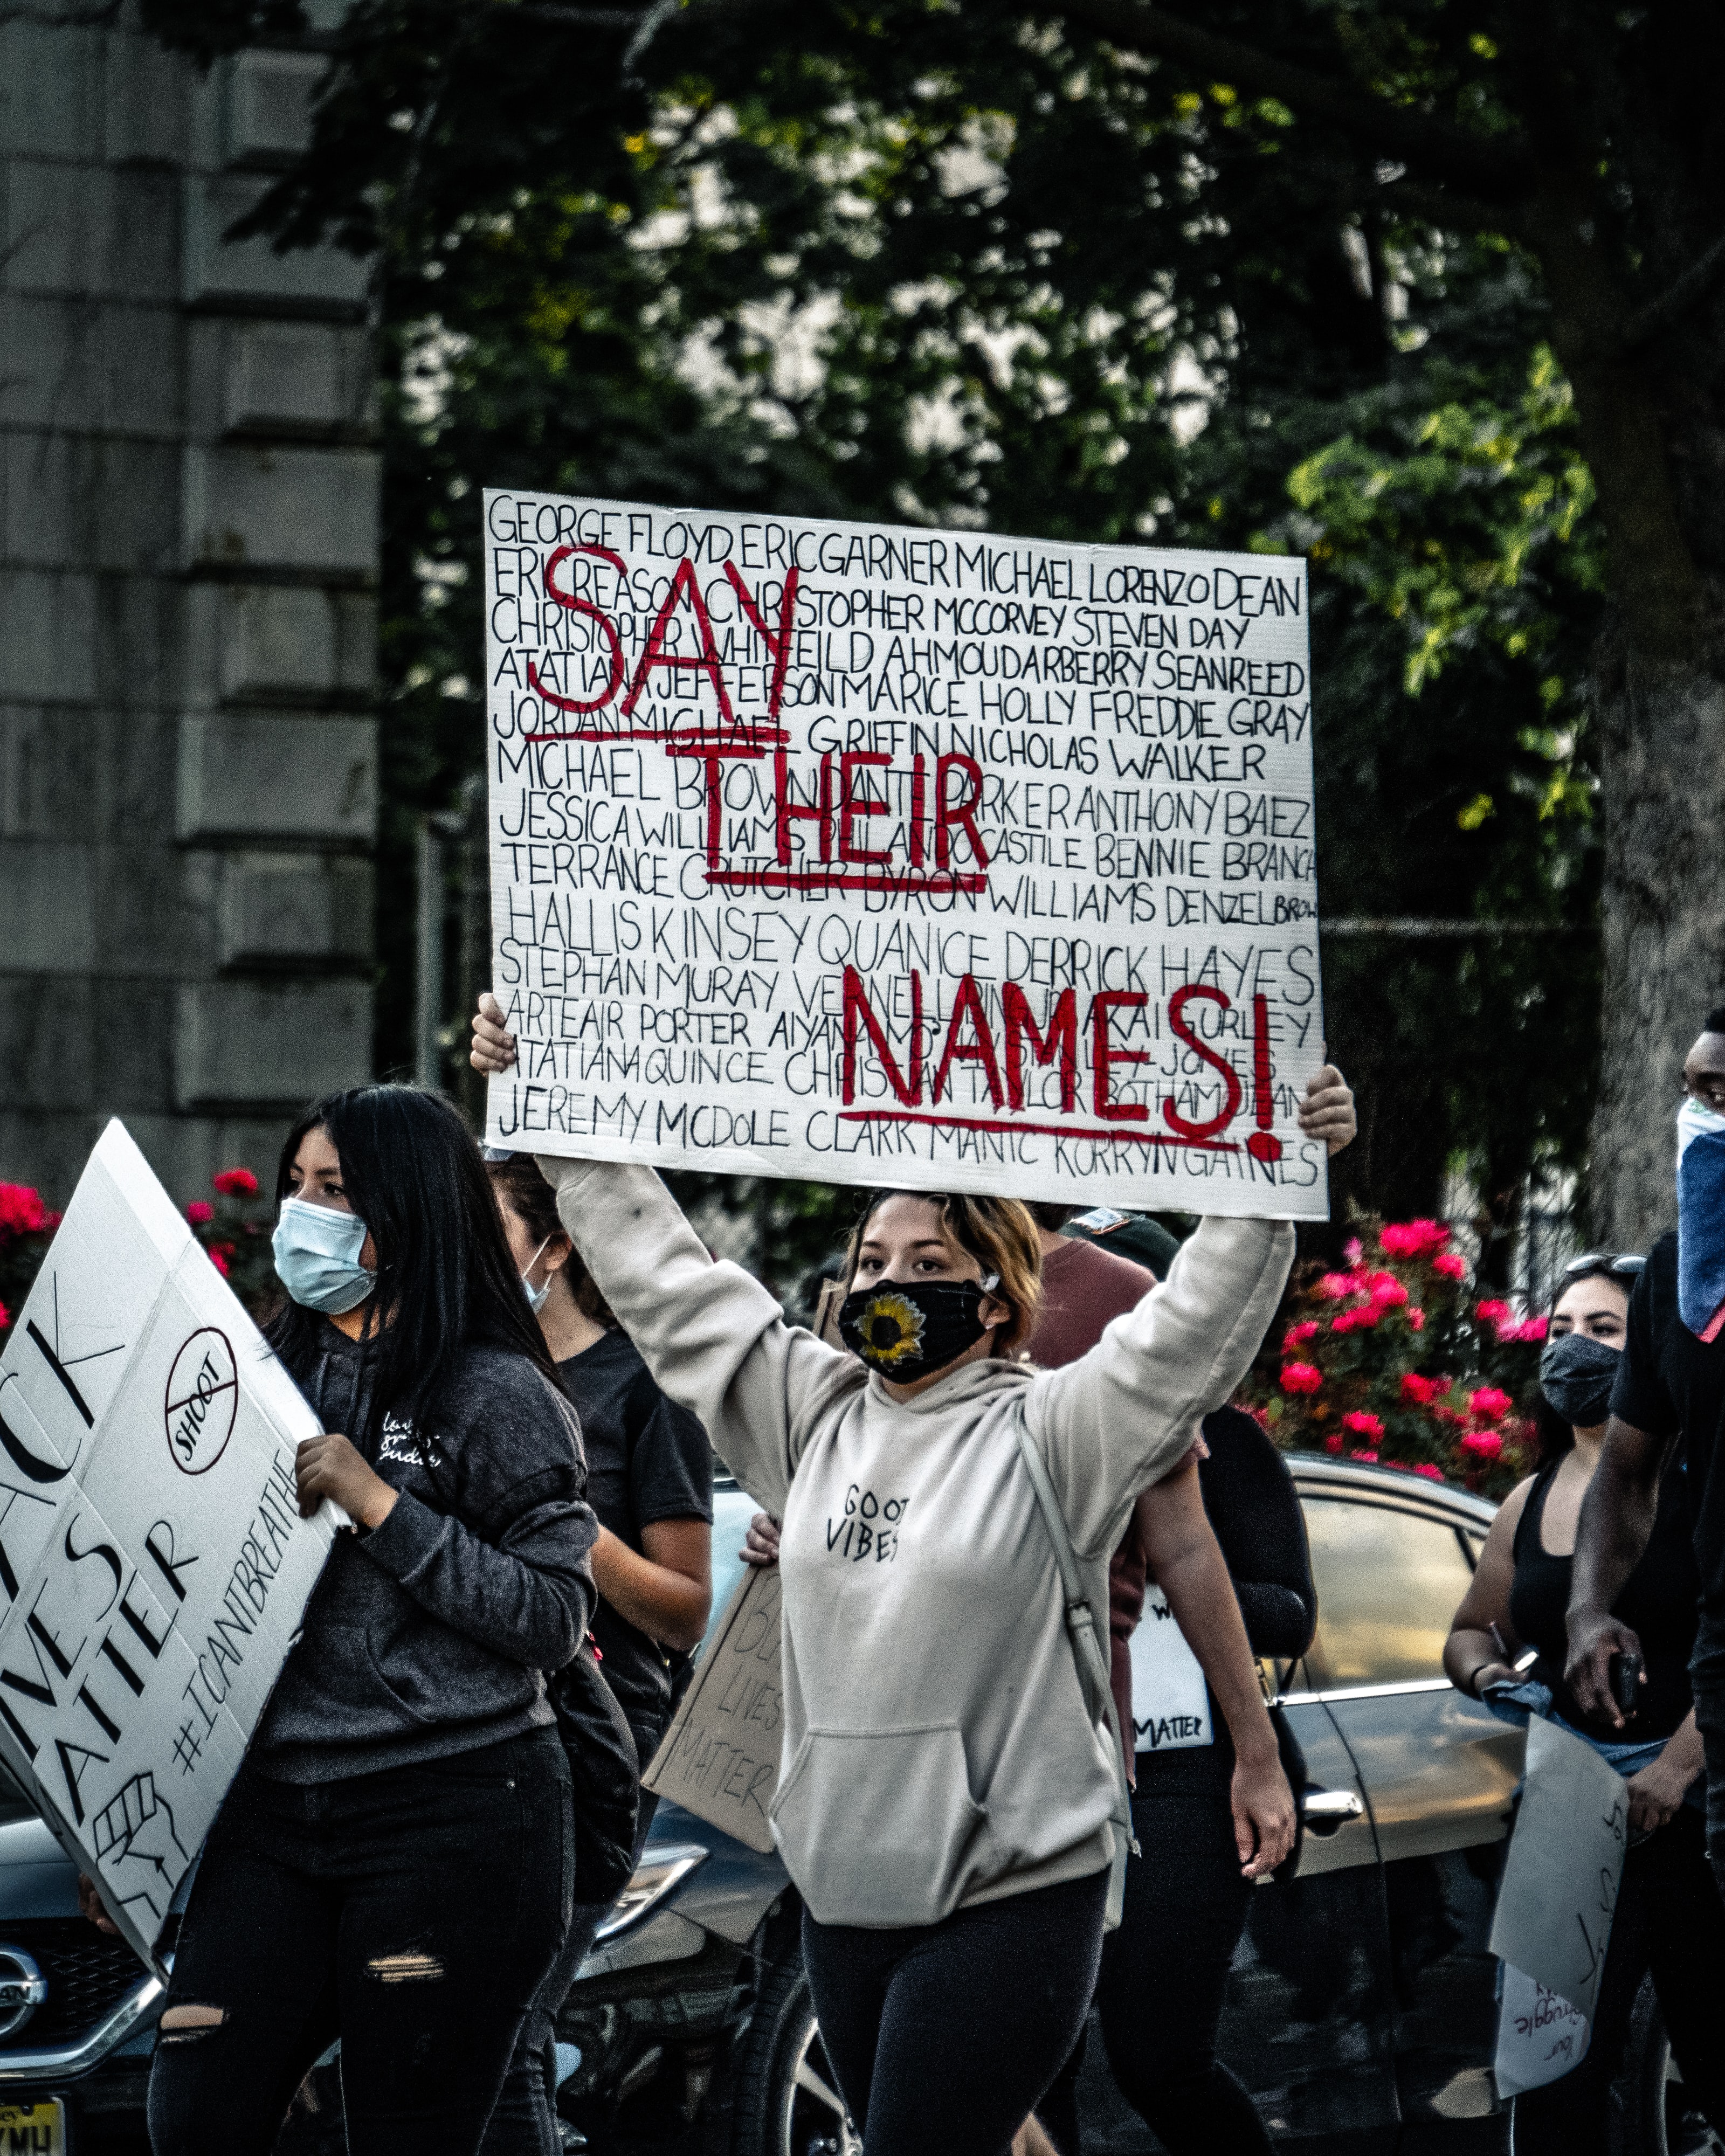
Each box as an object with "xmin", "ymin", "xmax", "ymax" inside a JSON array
[{"xmin": 1301, "ymin": 1788, "xmax": 1366, "ymax": 1834}]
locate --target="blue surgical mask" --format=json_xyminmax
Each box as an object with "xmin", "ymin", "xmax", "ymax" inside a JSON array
[
  {"xmin": 522, "ymin": 1238, "xmax": 552, "ymax": 1315},
  {"xmin": 272, "ymin": 1196, "xmax": 377, "ymax": 1315}
]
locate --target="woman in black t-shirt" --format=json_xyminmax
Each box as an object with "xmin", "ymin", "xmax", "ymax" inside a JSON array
[
  {"xmin": 1445, "ymin": 1257, "xmax": 1725, "ymax": 2154},
  {"xmin": 481, "ymin": 1153, "xmax": 714, "ymax": 2156}
]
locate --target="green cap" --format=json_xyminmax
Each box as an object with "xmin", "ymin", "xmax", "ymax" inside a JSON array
[{"xmin": 1061, "ymin": 1206, "xmax": 1182, "ymax": 1278}]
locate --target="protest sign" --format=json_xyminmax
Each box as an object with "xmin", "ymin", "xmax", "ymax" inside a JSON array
[
  {"xmin": 484, "ymin": 490, "xmax": 1327, "ymax": 1217},
  {"xmin": 1488, "ymin": 1717, "xmax": 1629, "ymax": 2097},
  {"xmin": 0, "ymin": 1122, "xmax": 336, "ymax": 1973},
  {"xmin": 1126, "ymin": 1586, "xmax": 1212, "ymax": 1752},
  {"xmin": 644, "ymin": 1564, "xmax": 782, "ymax": 1853}
]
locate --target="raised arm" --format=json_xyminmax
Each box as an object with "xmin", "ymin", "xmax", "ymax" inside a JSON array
[
  {"xmin": 532, "ymin": 1155, "xmax": 857, "ymax": 1516},
  {"xmin": 1027, "ymin": 1215, "xmax": 1295, "ymax": 1559}
]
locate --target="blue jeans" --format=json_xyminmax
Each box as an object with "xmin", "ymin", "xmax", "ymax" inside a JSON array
[{"xmin": 148, "ymin": 1730, "xmax": 571, "ymax": 2156}]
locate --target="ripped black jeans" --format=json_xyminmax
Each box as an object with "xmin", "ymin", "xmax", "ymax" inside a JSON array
[{"xmin": 147, "ymin": 1728, "xmax": 571, "ymax": 2156}]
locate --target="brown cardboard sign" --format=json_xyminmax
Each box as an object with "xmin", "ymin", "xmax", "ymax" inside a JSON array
[{"xmin": 643, "ymin": 1563, "xmax": 784, "ymax": 1854}]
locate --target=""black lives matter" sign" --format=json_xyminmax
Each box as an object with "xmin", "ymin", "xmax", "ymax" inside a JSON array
[{"xmin": 0, "ymin": 1123, "xmax": 336, "ymax": 1974}]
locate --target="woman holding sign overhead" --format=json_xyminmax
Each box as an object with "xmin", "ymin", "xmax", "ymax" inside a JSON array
[
  {"xmin": 473, "ymin": 994, "xmax": 1345, "ymax": 2156},
  {"xmin": 147, "ymin": 1084, "xmax": 596, "ymax": 2156}
]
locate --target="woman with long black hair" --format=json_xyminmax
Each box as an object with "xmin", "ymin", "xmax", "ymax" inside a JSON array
[{"xmin": 147, "ymin": 1085, "xmax": 596, "ymax": 2156}]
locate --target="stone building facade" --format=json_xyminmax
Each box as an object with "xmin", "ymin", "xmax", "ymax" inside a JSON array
[{"xmin": 1, "ymin": 4, "xmax": 376, "ymax": 1206}]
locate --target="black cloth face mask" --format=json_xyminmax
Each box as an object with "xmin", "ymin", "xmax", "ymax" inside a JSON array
[
  {"xmin": 839, "ymin": 1276, "xmax": 997, "ymax": 1380},
  {"xmin": 1538, "ymin": 1331, "xmax": 1621, "ymax": 1430}
]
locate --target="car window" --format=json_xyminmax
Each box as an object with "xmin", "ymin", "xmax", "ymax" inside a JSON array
[{"xmin": 1302, "ymin": 1497, "xmax": 1474, "ymax": 1688}]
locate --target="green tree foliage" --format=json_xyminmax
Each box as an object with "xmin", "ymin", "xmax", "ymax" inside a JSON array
[{"xmin": 142, "ymin": 0, "xmax": 1611, "ymax": 1261}]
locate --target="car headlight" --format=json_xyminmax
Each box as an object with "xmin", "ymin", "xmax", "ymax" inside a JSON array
[{"xmin": 592, "ymin": 1846, "xmax": 708, "ymax": 1943}]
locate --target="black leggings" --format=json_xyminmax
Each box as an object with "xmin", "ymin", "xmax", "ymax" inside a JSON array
[
  {"xmin": 801, "ymin": 1869, "xmax": 1108, "ymax": 2156},
  {"xmin": 147, "ymin": 1730, "xmax": 571, "ymax": 2156},
  {"xmin": 1037, "ymin": 1743, "xmax": 1266, "ymax": 2156},
  {"xmin": 1511, "ymin": 1802, "xmax": 1725, "ymax": 2154}
]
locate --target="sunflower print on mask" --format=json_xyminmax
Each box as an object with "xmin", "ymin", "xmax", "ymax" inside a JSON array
[{"xmin": 851, "ymin": 1288, "xmax": 926, "ymax": 1367}]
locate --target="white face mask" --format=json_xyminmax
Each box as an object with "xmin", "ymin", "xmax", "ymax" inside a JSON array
[
  {"xmin": 522, "ymin": 1237, "xmax": 553, "ymax": 1315},
  {"xmin": 1678, "ymin": 1095, "xmax": 1725, "ymax": 1163}
]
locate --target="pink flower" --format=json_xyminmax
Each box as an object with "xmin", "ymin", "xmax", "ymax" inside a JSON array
[
  {"xmin": 186, "ymin": 1200, "xmax": 214, "ymax": 1226},
  {"xmin": 1370, "ymin": 1275, "xmax": 1410, "ymax": 1309},
  {"xmin": 1280, "ymin": 1362, "xmax": 1324, "ymax": 1395},
  {"xmin": 1317, "ymin": 1272, "xmax": 1358, "ymax": 1299},
  {"xmin": 0, "ymin": 1185, "xmax": 50, "ymax": 1236},
  {"xmin": 1350, "ymin": 1448, "xmax": 1379, "ymax": 1463},
  {"xmin": 1413, "ymin": 1462, "xmax": 1445, "ymax": 1482},
  {"xmin": 1283, "ymin": 1321, "xmax": 1320, "ymax": 1349},
  {"xmin": 1433, "ymin": 1252, "xmax": 1467, "ymax": 1281},
  {"xmin": 1407, "ymin": 1308, "xmax": 1426, "ymax": 1331},
  {"xmin": 1380, "ymin": 1219, "xmax": 1452, "ymax": 1258},
  {"xmin": 1469, "ymin": 1386, "xmax": 1513, "ymax": 1422},
  {"xmin": 1343, "ymin": 1236, "xmax": 1364, "ymax": 1266},
  {"xmin": 208, "ymin": 1246, "xmax": 230, "ymax": 1278},
  {"xmin": 1330, "ymin": 1309, "xmax": 1359, "ymax": 1333},
  {"xmin": 1475, "ymin": 1298, "xmax": 1512, "ymax": 1325},
  {"xmin": 1461, "ymin": 1430, "xmax": 1504, "ymax": 1460},
  {"xmin": 1342, "ymin": 1411, "xmax": 1384, "ymax": 1440},
  {"xmin": 0, "ymin": 1301, "xmax": 9, "ymax": 1330},
  {"xmin": 1324, "ymin": 1432, "xmax": 1345, "ymax": 1454},
  {"xmin": 212, "ymin": 1167, "xmax": 260, "ymax": 1198},
  {"xmin": 1508, "ymin": 1316, "xmax": 1549, "ymax": 1343},
  {"xmin": 1400, "ymin": 1372, "xmax": 1439, "ymax": 1406}
]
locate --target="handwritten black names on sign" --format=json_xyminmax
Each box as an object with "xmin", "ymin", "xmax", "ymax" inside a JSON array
[{"xmin": 485, "ymin": 492, "xmax": 1326, "ymax": 1215}]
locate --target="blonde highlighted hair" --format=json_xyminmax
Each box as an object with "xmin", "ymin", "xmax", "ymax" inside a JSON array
[{"xmin": 842, "ymin": 1190, "xmax": 1044, "ymax": 1358}]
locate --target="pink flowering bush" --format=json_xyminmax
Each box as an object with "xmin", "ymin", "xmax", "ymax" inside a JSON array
[
  {"xmin": 186, "ymin": 1167, "xmax": 277, "ymax": 1316},
  {"xmin": 1239, "ymin": 1215, "xmax": 1545, "ymax": 1496},
  {"xmin": 0, "ymin": 1184, "xmax": 60, "ymax": 1338}
]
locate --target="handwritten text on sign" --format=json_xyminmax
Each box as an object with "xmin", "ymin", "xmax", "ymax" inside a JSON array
[
  {"xmin": 485, "ymin": 492, "xmax": 1327, "ymax": 1215},
  {"xmin": 644, "ymin": 1563, "xmax": 783, "ymax": 1853},
  {"xmin": 0, "ymin": 1122, "xmax": 335, "ymax": 1974}
]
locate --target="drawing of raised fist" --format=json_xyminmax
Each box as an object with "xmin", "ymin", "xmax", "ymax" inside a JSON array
[{"xmin": 92, "ymin": 1773, "xmax": 189, "ymax": 1919}]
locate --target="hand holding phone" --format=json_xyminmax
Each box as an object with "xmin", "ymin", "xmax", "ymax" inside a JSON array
[{"xmin": 1607, "ymin": 1650, "xmax": 1643, "ymax": 1719}]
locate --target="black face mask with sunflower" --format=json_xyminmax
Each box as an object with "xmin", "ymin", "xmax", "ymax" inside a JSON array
[{"xmin": 838, "ymin": 1275, "xmax": 999, "ymax": 1380}]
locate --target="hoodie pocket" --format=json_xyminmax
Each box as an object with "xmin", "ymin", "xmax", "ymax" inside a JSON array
[{"xmin": 769, "ymin": 1724, "xmax": 997, "ymax": 1927}]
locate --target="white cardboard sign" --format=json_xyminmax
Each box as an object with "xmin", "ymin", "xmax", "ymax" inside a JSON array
[
  {"xmin": 1488, "ymin": 1717, "xmax": 1628, "ymax": 2097},
  {"xmin": 1126, "ymin": 1586, "xmax": 1213, "ymax": 1752},
  {"xmin": 483, "ymin": 490, "xmax": 1328, "ymax": 1217},
  {"xmin": 0, "ymin": 1121, "xmax": 336, "ymax": 1973}
]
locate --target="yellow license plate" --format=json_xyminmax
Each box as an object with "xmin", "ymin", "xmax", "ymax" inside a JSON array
[{"xmin": 0, "ymin": 2102, "xmax": 65, "ymax": 2154}]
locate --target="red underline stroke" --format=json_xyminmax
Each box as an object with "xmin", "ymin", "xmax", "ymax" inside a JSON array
[
  {"xmin": 837, "ymin": 1111, "xmax": 1241, "ymax": 1152},
  {"xmin": 708, "ymin": 869, "xmax": 989, "ymax": 897}
]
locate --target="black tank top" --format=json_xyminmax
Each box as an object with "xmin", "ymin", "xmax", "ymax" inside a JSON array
[{"xmin": 1509, "ymin": 1452, "xmax": 1699, "ymax": 1739}]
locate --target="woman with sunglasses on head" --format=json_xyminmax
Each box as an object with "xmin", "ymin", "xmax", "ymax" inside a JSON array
[
  {"xmin": 147, "ymin": 1086, "xmax": 596, "ymax": 2156},
  {"xmin": 479, "ymin": 1149, "xmax": 713, "ymax": 2156},
  {"xmin": 1444, "ymin": 1253, "xmax": 1725, "ymax": 2155},
  {"xmin": 472, "ymin": 994, "xmax": 1324, "ymax": 2156}
]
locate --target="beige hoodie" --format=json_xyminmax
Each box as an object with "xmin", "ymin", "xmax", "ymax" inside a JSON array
[{"xmin": 540, "ymin": 1157, "xmax": 1293, "ymax": 1929}]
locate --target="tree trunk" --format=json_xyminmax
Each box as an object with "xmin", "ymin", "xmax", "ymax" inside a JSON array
[{"xmin": 1589, "ymin": 644, "xmax": 1725, "ymax": 1248}]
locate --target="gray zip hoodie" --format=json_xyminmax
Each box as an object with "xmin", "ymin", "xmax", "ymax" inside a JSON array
[{"xmin": 540, "ymin": 1157, "xmax": 1292, "ymax": 1928}]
